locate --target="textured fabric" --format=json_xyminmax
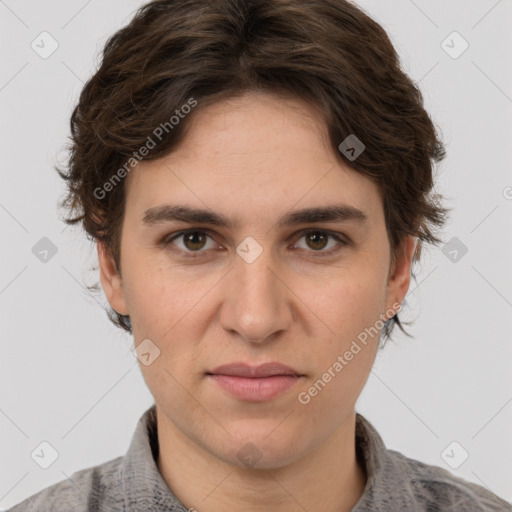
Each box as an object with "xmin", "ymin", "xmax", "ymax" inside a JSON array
[{"xmin": 8, "ymin": 404, "xmax": 512, "ymax": 511}]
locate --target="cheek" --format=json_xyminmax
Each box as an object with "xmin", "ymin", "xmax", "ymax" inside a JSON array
[
  {"xmin": 294, "ymin": 277, "xmax": 384, "ymax": 428},
  {"xmin": 308, "ymin": 264, "xmax": 388, "ymax": 347},
  {"xmin": 121, "ymin": 248, "xmax": 191, "ymax": 335},
  {"xmin": 123, "ymin": 257, "xmax": 215, "ymax": 375}
]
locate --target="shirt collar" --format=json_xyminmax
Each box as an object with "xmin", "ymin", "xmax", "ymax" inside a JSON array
[
  {"xmin": 352, "ymin": 412, "xmax": 419, "ymax": 511},
  {"xmin": 120, "ymin": 405, "xmax": 187, "ymax": 511},
  {"xmin": 120, "ymin": 405, "xmax": 418, "ymax": 511}
]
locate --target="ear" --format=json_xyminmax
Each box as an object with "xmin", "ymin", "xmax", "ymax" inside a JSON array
[
  {"xmin": 97, "ymin": 241, "xmax": 129, "ymax": 315},
  {"xmin": 385, "ymin": 236, "xmax": 417, "ymax": 314}
]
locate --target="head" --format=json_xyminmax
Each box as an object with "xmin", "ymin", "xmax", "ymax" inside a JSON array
[{"xmin": 57, "ymin": 0, "xmax": 447, "ymax": 468}]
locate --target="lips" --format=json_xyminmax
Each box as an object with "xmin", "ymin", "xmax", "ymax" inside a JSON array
[
  {"xmin": 206, "ymin": 362, "xmax": 304, "ymax": 402},
  {"xmin": 207, "ymin": 362, "xmax": 302, "ymax": 378}
]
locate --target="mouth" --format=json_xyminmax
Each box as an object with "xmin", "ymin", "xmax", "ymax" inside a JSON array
[{"xmin": 206, "ymin": 362, "xmax": 304, "ymax": 402}]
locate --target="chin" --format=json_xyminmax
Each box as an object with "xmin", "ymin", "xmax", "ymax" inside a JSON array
[{"xmin": 210, "ymin": 430, "xmax": 307, "ymax": 471}]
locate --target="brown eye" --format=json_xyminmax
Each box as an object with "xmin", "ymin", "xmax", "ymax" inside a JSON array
[
  {"xmin": 165, "ymin": 230, "xmax": 216, "ymax": 255},
  {"xmin": 182, "ymin": 231, "xmax": 208, "ymax": 251},
  {"xmin": 293, "ymin": 229, "xmax": 347, "ymax": 255},
  {"xmin": 305, "ymin": 231, "xmax": 329, "ymax": 251}
]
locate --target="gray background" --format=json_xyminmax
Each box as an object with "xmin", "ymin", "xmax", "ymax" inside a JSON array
[{"xmin": 1, "ymin": 0, "xmax": 511, "ymax": 508}]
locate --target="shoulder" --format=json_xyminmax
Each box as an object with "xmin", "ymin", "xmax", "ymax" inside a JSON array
[
  {"xmin": 387, "ymin": 448, "xmax": 512, "ymax": 511},
  {"xmin": 6, "ymin": 456, "xmax": 124, "ymax": 512},
  {"xmin": 354, "ymin": 414, "xmax": 511, "ymax": 512}
]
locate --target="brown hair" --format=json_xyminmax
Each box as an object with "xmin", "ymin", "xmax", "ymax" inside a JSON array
[{"xmin": 57, "ymin": 0, "xmax": 448, "ymax": 340}]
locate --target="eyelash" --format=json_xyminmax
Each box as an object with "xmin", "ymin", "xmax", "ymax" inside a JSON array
[{"xmin": 161, "ymin": 229, "xmax": 349, "ymax": 259}]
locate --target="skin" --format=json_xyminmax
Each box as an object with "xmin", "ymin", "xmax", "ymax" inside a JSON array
[{"xmin": 98, "ymin": 91, "xmax": 416, "ymax": 512}]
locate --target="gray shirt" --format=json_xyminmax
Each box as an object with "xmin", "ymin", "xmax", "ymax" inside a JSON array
[{"xmin": 8, "ymin": 405, "xmax": 512, "ymax": 511}]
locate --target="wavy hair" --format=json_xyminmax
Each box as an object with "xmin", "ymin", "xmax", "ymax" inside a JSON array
[{"xmin": 57, "ymin": 0, "xmax": 448, "ymax": 340}]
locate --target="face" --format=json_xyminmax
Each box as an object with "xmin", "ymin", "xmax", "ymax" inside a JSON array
[{"xmin": 98, "ymin": 91, "xmax": 414, "ymax": 469}]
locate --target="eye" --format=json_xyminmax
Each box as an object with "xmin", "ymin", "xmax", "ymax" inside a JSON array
[
  {"xmin": 293, "ymin": 229, "xmax": 348, "ymax": 255},
  {"xmin": 162, "ymin": 228, "xmax": 349, "ymax": 258},
  {"xmin": 164, "ymin": 230, "xmax": 218, "ymax": 256}
]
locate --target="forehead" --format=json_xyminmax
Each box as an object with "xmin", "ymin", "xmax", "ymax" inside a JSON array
[{"xmin": 124, "ymin": 92, "xmax": 383, "ymax": 226}]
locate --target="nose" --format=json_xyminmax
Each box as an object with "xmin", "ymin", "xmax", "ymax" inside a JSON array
[{"xmin": 219, "ymin": 245, "xmax": 293, "ymax": 344}]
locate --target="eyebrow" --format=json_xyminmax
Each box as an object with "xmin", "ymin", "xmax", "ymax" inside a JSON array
[{"xmin": 142, "ymin": 204, "xmax": 368, "ymax": 229}]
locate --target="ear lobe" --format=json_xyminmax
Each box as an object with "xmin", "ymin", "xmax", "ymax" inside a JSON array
[
  {"xmin": 386, "ymin": 236, "xmax": 417, "ymax": 311},
  {"xmin": 97, "ymin": 241, "xmax": 129, "ymax": 315}
]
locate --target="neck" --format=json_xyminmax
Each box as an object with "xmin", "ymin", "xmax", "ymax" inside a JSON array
[{"xmin": 156, "ymin": 408, "xmax": 367, "ymax": 512}]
